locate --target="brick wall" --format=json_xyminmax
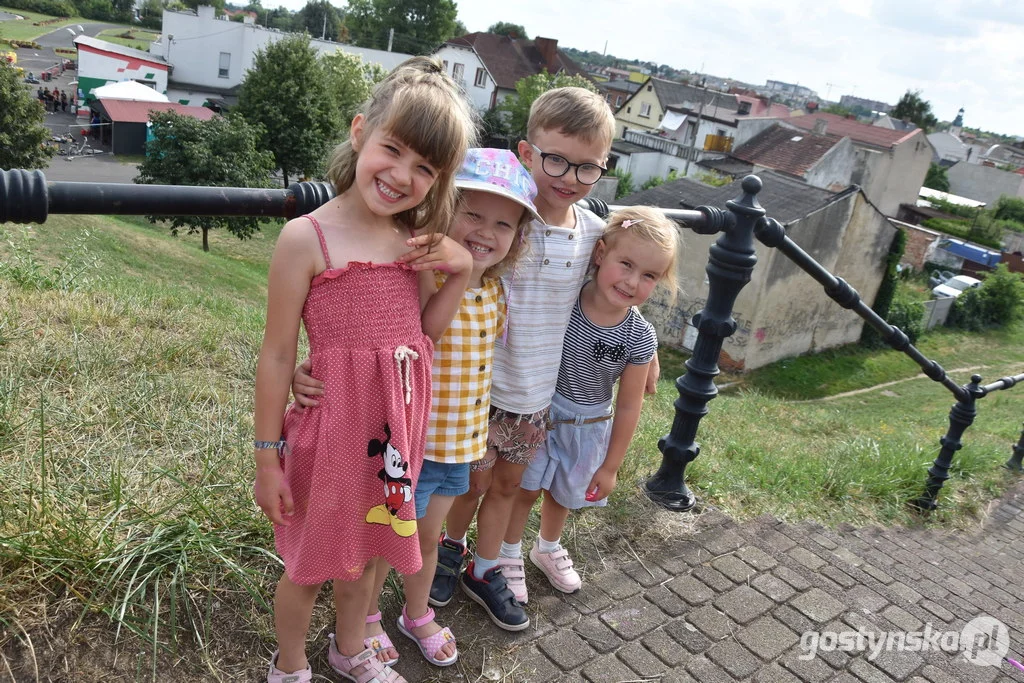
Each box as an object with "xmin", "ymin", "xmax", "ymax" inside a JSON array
[{"xmin": 890, "ymin": 219, "xmax": 940, "ymax": 270}]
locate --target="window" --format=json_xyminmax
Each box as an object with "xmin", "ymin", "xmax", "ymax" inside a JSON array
[
  {"xmin": 615, "ymin": 95, "xmax": 622, "ymax": 107},
  {"xmin": 218, "ymin": 52, "xmax": 230, "ymax": 78},
  {"xmin": 627, "ymin": 106, "xmax": 631, "ymax": 114},
  {"xmin": 442, "ymin": 60, "xmax": 448, "ymax": 72},
  {"xmin": 639, "ymin": 102, "xmax": 652, "ymax": 118},
  {"xmin": 474, "ymin": 67, "xmax": 486, "ymax": 88},
  {"xmin": 647, "ymin": 84, "xmax": 652, "ymax": 91},
  {"xmin": 452, "ymin": 62, "xmax": 464, "ymax": 83}
]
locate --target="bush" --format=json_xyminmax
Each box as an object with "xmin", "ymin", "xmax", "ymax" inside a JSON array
[
  {"xmin": 885, "ymin": 289, "xmax": 925, "ymax": 344},
  {"xmin": 862, "ymin": 229, "xmax": 907, "ymax": 348},
  {"xmin": 919, "ymin": 218, "xmax": 1002, "ymax": 249},
  {"xmin": 640, "ymin": 175, "xmax": 664, "ymax": 190},
  {"xmin": 607, "ymin": 168, "xmax": 634, "ymax": 199},
  {"xmin": 947, "ymin": 264, "xmax": 1024, "ymax": 331},
  {"xmin": 1, "ymin": 0, "xmax": 75, "ymax": 17}
]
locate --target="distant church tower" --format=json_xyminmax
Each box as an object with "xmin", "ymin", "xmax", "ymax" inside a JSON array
[{"xmin": 950, "ymin": 108, "xmax": 964, "ymax": 138}]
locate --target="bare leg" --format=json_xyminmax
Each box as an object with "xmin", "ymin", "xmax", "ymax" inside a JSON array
[
  {"xmin": 402, "ymin": 495, "xmax": 457, "ymax": 660},
  {"xmin": 332, "ymin": 564, "xmax": 379, "ymax": 657},
  {"xmin": 539, "ymin": 490, "xmax": 571, "ymax": 543},
  {"xmin": 364, "ymin": 558, "xmax": 397, "ymax": 662},
  {"xmin": 274, "ymin": 574, "xmax": 322, "ymax": 673},
  {"xmin": 505, "ymin": 486, "xmax": 542, "ymax": 544},
  {"xmin": 474, "ymin": 459, "xmax": 529, "ymax": 560},
  {"xmin": 444, "ymin": 466, "xmax": 491, "ymax": 540}
]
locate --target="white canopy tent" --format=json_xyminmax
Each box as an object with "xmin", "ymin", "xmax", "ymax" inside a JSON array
[{"xmin": 92, "ymin": 80, "xmax": 169, "ymax": 103}]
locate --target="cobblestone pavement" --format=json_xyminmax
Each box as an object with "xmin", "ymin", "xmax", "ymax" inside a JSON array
[{"xmin": 382, "ymin": 480, "xmax": 1024, "ymax": 682}]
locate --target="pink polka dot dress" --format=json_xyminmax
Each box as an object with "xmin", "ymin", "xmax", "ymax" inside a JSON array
[{"xmin": 277, "ymin": 215, "xmax": 433, "ymax": 585}]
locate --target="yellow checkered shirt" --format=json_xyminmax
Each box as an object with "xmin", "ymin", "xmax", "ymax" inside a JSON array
[{"xmin": 425, "ymin": 275, "xmax": 505, "ymax": 464}]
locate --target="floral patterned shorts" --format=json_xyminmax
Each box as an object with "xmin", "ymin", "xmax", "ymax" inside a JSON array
[{"xmin": 470, "ymin": 405, "xmax": 550, "ymax": 472}]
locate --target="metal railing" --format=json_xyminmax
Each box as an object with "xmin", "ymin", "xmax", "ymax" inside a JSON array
[{"xmin": 1, "ymin": 168, "xmax": 1020, "ymax": 512}]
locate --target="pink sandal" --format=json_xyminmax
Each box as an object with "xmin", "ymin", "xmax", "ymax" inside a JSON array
[
  {"xmin": 395, "ymin": 605, "xmax": 457, "ymax": 667},
  {"xmin": 364, "ymin": 611, "xmax": 399, "ymax": 666},
  {"xmin": 328, "ymin": 634, "xmax": 406, "ymax": 683}
]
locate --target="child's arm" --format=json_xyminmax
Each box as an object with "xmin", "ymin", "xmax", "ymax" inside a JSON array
[
  {"xmin": 253, "ymin": 220, "xmax": 317, "ymax": 526},
  {"xmin": 587, "ymin": 360, "xmax": 650, "ymax": 501},
  {"xmin": 398, "ymin": 233, "xmax": 472, "ymax": 342},
  {"xmin": 645, "ymin": 352, "xmax": 661, "ymax": 395}
]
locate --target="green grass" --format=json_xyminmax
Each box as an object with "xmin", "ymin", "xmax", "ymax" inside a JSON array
[
  {"xmin": 96, "ymin": 27, "xmax": 159, "ymax": 51},
  {"xmin": 0, "ymin": 6, "xmax": 88, "ymax": 43},
  {"xmin": 0, "ymin": 214, "xmax": 1022, "ymax": 679}
]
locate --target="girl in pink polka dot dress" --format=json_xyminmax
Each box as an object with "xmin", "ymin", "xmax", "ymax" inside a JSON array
[{"xmin": 252, "ymin": 57, "xmax": 476, "ymax": 683}]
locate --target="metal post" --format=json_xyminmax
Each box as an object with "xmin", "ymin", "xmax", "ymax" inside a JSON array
[
  {"xmin": 642, "ymin": 175, "xmax": 763, "ymax": 511},
  {"xmin": 1005, "ymin": 423, "xmax": 1024, "ymax": 473},
  {"xmin": 913, "ymin": 374, "xmax": 984, "ymax": 511}
]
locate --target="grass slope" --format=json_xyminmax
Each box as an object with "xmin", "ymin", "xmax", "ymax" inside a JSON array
[{"xmin": 1, "ymin": 214, "xmax": 1021, "ymax": 680}]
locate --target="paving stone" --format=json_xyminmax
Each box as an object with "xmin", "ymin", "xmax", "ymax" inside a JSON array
[
  {"xmin": 535, "ymin": 594, "xmax": 582, "ymax": 627},
  {"xmin": 644, "ymin": 627, "xmax": 697, "ymax": 665},
  {"xmin": 752, "ymin": 573, "xmax": 798, "ymax": 603},
  {"xmin": 790, "ymin": 546, "xmax": 829, "ymax": 571},
  {"xmin": 620, "ymin": 559, "xmax": 670, "ymax": 587},
  {"xmin": 810, "ymin": 532, "xmax": 839, "ymax": 550},
  {"xmin": 791, "ymin": 588, "xmax": 846, "ymax": 623},
  {"xmin": 881, "ymin": 605, "xmax": 923, "ymax": 632},
  {"xmin": 580, "ymin": 653, "xmax": 638, "ymax": 683},
  {"xmin": 598, "ymin": 595, "xmax": 666, "ymax": 641},
  {"xmin": 692, "ymin": 565, "xmax": 734, "ymax": 592},
  {"xmin": 572, "ymin": 614, "xmax": 620, "ymax": 654},
  {"xmin": 822, "ymin": 566, "xmax": 858, "ymax": 589},
  {"xmin": 863, "ymin": 564, "xmax": 896, "ymax": 585},
  {"xmin": 871, "ymin": 647, "xmax": 925, "ymax": 681},
  {"xmin": 615, "ymin": 640, "xmax": 666, "ymax": 678},
  {"xmin": 735, "ymin": 545, "xmax": 778, "ymax": 571},
  {"xmin": 760, "ymin": 529, "xmax": 798, "ymax": 553},
  {"xmin": 706, "ymin": 639, "xmax": 761, "ymax": 678},
  {"xmin": 685, "ymin": 655, "xmax": 738, "ymax": 683},
  {"xmin": 848, "ymin": 657, "xmax": 898, "ymax": 683},
  {"xmin": 591, "ymin": 568, "xmax": 642, "ymax": 601},
  {"xmin": 888, "ymin": 582, "xmax": 923, "ymax": 605},
  {"xmin": 712, "ymin": 554, "xmax": 758, "ymax": 583},
  {"xmin": 536, "ymin": 628, "xmax": 596, "ymax": 670},
  {"xmin": 695, "ymin": 528, "xmax": 746, "ymax": 556},
  {"xmin": 644, "ymin": 584, "xmax": 690, "ymax": 617},
  {"xmin": 663, "ymin": 618, "xmax": 713, "ymax": 654},
  {"xmin": 751, "ymin": 662, "xmax": 802, "ymax": 682},
  {"xmin": 737, "ymin": 615, "xmax": 800, "ymax": 660},
  {"xmin": 942, "ymin": 576, "xmax": 972, "ymax": 596},
  {"xmin": 654, "ymin": 540, "xmax": 712, "ymax": 574},
  {"xmin": 666, "ymin": 574, "xmax": 715, "ymax": 605},
  {"xmin": 564, "ymin": 586, "xmax": 613, "ymax": 615},
  {"xmin": 776, "ymin": 565, "xmax": 814, "ymax": 591},
  {"xmin": 919, "ymin": 664, "xmax": 960, "ymax": 683},
  {"xmin": 512, "ymin": 644, "xmax": 561, "ymax": 683},
  {"xmin": 833, "ymin": 546, "xmax": 865, "ymax": 567},
  {"xmin": 684, "ymin": 604, "xmax": 736, "ymax": 641},
  {"xmin": 847, "ymin": 585, "xmax": 890, "ymax": 613},
  {"xmin": 714, "ymin": 585, "xmax": 774, "ymax": 624},
  {"xmin": 773, "ymin": 603, "xmax": 817, "ymax": 636},
  {"xmin": 779, "ymin": 646, "xmax": 835, "ymax": 682}
]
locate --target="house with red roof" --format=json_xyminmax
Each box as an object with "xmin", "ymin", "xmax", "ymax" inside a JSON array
[
  {"xmin": 787, "ymin": 112, "xmax": 933, "ymax": 216},
  {"xmin": 434, "ymin": 33, "xmax": 588, "ymax": 112},
  {"xmin": 727, "ymin": 124, "xmax": 856, "ymax": 191}
]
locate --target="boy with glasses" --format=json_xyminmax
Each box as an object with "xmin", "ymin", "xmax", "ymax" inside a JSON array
[{"xmin": 433, "ymin": 87, "xmax": 661, "ymax": 630}]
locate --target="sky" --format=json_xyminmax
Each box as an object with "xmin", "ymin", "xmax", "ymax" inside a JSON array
[{"xmin": 283, "ymin": 0, "xmax": 1024, "ymax": 137}]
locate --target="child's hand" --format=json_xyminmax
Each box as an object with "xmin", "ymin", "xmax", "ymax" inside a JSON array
[
  {"xmin": 398, "ymin": 233, "xmax": 472, "ymax": 275},
  {"xmin": 291, "ymin": 357, "xmax": 323, "ymax": 413},
  {"xmin": 254, "ymin": 466, "xmax": 295, "ymax": 526},
  {"xmin": 586, "ymin": 467, "xmax": 618, "ymax": 502}
]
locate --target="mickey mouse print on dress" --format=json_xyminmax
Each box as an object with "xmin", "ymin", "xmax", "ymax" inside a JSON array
[{"xmin": 366, "ymin": 423, "xmax": 417, "ymax": 537}]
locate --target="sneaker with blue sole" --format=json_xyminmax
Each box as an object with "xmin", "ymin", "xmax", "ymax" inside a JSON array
[{"xmin": 459, "ymin": 561, "xmax": 530, "ymax": 632}]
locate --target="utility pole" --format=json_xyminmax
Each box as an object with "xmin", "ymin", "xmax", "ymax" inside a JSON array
[
  {"xmin": 387, "ymin": 27, "xmax": 394, "ymax": 52},
  {"xmin": 321, "ymin": 12, "xmax": 326, "ymax": 40},
  {"xmin": 684, "ymin": 78, "xmax": 708, "ymax": 176}
]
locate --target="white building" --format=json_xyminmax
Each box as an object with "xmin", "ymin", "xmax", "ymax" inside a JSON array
[
  {"xmin": 74, "ymin": 35, "xmax": 169, "ymax": 103},
  {"xmin": 151, "ymin": 6, "xmax": 411, "ymax": 106}
]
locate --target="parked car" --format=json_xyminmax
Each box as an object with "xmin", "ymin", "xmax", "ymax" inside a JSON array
[
  {"xmin": 931, "ymin": 274, "xmax": 981, "ymax": 299},
  {"xmin": 928, "ymin": 269, "xmax": 955, "ymax": 289}
]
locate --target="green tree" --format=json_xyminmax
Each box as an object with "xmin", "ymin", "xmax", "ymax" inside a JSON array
[
  {"xmin": 891, "ymin": 90, "xmax": 938, "ymax": 132},
  {"xmin": 487, "ymin": 21, "xmax": 528, "ymax": 38},
  {"xmin": 298, "ymin": 0, "xmax": 343, "ymax": 41},
  {"xmin": 136, "ymin": 111, "xmax": 275, "ymax": 252},
  {"xmin": 948, "ymin": 264, "xmax": 1024, "ymax": 331},
  {"xmin": 498, "ymin": 71, "xmax": 598, "ymax": 141},
  {"xmin": 266, "ymin": 5, "xmax": 298, "ymax": 31},
  {"xmin": 321, "ymin": 49, "xmax": 387, "ymax": 128},
  {"xmin": 237, "ymin": 35, "xmax": 339, "ymax": 186},
  {"xmin": 823, "ymin": 104, "xmax": 852, "ymax": 117},
  {"xmin": 923, "ymin": 163, "xmax": 950, "ymax": 192},
  {"xmin": 993, "ymin": 196, "xmax": 1024, "ymax": 226},
  {"xmin": 607, "ymin": 168, "xmax": 634, "ymax": 199},
  {"xmin": 0, "ymin": 62, "xmax": 53, "ymax": 171},
  {"xmin": 343, "ymin": 0, "xmax": 458, "ymax": 53}
]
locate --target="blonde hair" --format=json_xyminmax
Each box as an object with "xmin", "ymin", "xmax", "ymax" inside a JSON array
[
  {"xmin": 326, "ymin": 56, "xmax": 477, "ymax": 236},
  {"xmin": 526, "ymin": 87, "xmax": 615, "ymax": 151},
  {"xmin": 599, "ymin": 206, "xmax": 681, "ymax": 304}
]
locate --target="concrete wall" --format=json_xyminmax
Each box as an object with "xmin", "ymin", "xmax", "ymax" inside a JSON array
[
  {"xmin": 947, "ymin": 162, "xmax": 1024, "ymax": 205},
  {"xmin": 433, "ymin": 43, "xmax": 491, "ymax": 111},
  {"xmin": 804, "ymin": 137, "xmax": 856, "ymax": 191},
  {"xmin": 921, "ymin": 297, "xmax": 954, "ymax": 330},
  {"xmin": 851, "ymin": 131, "xmax": 932, "ymax": 216},
  {"xmin": 642, "ymin": 191, "xmax": 894, "ymax": 371}
]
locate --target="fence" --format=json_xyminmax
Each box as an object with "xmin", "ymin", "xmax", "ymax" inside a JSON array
[
  {"xmin": 920, "ymin": 296, "xmax": 954, "ymax": 330},
  {"xmin": 0, "ymin": 169, "xmax": 1020, "ymax": 512}
]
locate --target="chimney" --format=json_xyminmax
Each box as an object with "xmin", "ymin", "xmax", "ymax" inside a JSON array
[
  {"xmin": 813, "ymin": 118, "xmax": 828, "ymax": 136},
  {"xmin": 534, "ymin": 37, "xmax": 559, "ymax": 73}
]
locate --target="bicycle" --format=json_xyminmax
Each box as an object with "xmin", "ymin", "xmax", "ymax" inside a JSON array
[{"xmin": 64, "ymin": 132, "xmax": 102, "ymax": 160}]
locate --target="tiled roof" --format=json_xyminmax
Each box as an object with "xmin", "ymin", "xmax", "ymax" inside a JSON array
[
  {"xmin": 731, "ymin": 124, "xmax": 843, "ymax": 177},
  {"xmin": 620, "ymin": 169, "xmax": 843, "ymax": 224},
  {"xmin": 650, "ymin": 77, "xmax": 740, "ymax": 112},
  {"xmin": 735, "ymin": 95, "xmax": 792, "ymax": 118},
  {"xmin": 787, "ymin": 112, "xmax": 918, "ymax": 149},
  {"xmin": 99, "ymin": 99, "xmax": 217, "ymax": 124},
  {"xmin": 446, "ymin": 33, "xmax": 587, "ymax": 90}
]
